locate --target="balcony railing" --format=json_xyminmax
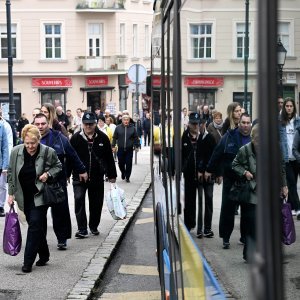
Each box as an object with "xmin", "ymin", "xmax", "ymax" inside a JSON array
[
  {"xmin": 76, "ymin": 55, "xmax": 127, "ymax": 72},
  {"xmin": 76, "ymin": 0, "xmax": 125, "ymax": 9}
]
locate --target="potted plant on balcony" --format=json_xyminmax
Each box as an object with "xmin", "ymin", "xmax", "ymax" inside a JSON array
[
  {"xmin": 76, "ymin": 1, "xmax": 89, "ymax": 9},
  {"xmin": 115, "ymin": 0, "xmax": 125, "ymax": 9}
]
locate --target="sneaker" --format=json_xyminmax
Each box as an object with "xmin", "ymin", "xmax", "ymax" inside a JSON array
[
  {"xmin": 75, "ymin": 230, "xmax": 89, "ymax": 239},
  {"xmin": 126, "ymin": 178, "xmax": 130, "ymax": 183},
  {"xmin": 36, "ymin": 258, "xmax": 49, "ymax": 266},
  {"xmin": 203, "ymin": 230, "xmax": 214, "ymax": 238},
  {"xmin": 196, "ymin": 232, "xmax": 203, "ymax": 239},
  {"xmin": 57, "ymin": 240, "xmax": 67, "ymax": 250},
  {"xmin": 223, "ymin": 239, "xmax": 230, "ymax": 249},
  {"xmin": 90, "ymin": 229, "xmax": 100, "ymax": 236},
  {"xmin": 0, "ymin": 207, "xmax": 4, "ymax": 217}
]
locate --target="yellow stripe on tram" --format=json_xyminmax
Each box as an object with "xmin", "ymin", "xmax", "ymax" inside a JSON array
[{"xmin": 179, "ymin": 221, "xmax": 206, "ymax": 299}]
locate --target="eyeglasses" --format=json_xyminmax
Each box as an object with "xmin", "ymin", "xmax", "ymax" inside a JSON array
[{"xmin": 84, "ymin": 123, "xmax": 95, "ymax": 126}]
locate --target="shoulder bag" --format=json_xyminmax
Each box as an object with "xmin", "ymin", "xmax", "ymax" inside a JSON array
[{"xmin": 42, "ymin": 147, "xmax": 65, "ymax": 206}]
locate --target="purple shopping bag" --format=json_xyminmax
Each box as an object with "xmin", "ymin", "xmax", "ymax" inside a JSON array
[
  {"xmin": 3, "ymin": 205, "xmax": 22, "ymax": 256},
  {"xmin": 282, "ymin": 198, "xmax": 296, "ymax": 245}
]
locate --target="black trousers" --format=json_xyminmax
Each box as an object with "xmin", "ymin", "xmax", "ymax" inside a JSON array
[
  {"xmin": 117, "ymin": 149, "xmax": 134, "ymax": 180},
  {"xmin": 24, "ymin": 203, "xmax": 49, "ymax": 267},
  {"xmin": 144, "ymin": 130, "xmax": 150, "ymax": 146},
  {"xmin": 197, "ymin": 182, "xmax": 214, "ymax": 234},
  {"xmin": 51, "ymin": 184, "xmax": 72, "ymax": 241},
  {"xmin": 73, "ymin": 180, "xmax": 104, "ymax": 231},
  {"xmin": 184, "ymin": 177, "xmax": 197, "ymax": 230},
  {"xmin": 219, "ymin": 177, "xmax": 246, "ymax": 242},
  {"xmin": 285, "ymin": 161, "xmax": 300, "ymax": 211},
  {"xmin": 242, "ymin": 203, "xmax": 256, "ymax": 261}
]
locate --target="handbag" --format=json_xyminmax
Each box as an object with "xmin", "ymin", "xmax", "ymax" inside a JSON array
[
  {"xmin": 282, "ymin": 197, "xmax": 296, "ymax": 245},
  {"xmin": 3, "ymin": 205, "xmax": 22, "ymax": 256},
  {"xmin": 42, "ymin": 147, "xmax": 65, "ymax": 206}
]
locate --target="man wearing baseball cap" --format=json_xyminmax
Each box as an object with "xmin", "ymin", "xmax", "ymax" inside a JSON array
[{"xmin": 70, "ymin": 112, "xmax": 117, "ymax": 238}]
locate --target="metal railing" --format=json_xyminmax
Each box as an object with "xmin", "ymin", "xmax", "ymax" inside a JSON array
[
  {"xmin": 76, "ymin": 0, "xmax": 125, "ymax": 9},
  {"xmin": 75, "ymin": 55, "xmax": 127, "ymax": 71}
]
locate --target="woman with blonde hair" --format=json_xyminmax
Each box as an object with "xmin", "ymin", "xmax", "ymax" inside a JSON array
[
  {"xmin": 222, "ymin": 102, "xmax": 242, "ymax": 135},
  {"xmin": 7, "ymin": 124, "xmax": 62, "ymax": 273},
  {"xmin": 40, "ymin": 103, "xmax": 69, "ymax": 138}
]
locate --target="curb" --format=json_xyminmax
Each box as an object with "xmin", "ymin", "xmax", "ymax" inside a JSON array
[{"xmin": 66, "ymin": 172, "xmax": 152, "ymax": 300}]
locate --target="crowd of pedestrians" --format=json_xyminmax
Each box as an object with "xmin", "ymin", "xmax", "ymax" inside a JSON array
[
  {"xmin": 2, "ymin": 102, "xmax": 147, "ymax": 273},
  {"xmin": 174, "ymin": 101, "xmax": 293, "ymax": 263}
]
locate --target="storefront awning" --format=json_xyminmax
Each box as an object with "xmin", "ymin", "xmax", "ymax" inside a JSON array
[{"xmin": 80, "ymin": 86, "xmax": 114, "ymax": 92}]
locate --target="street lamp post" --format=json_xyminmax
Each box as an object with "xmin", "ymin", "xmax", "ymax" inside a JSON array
[
  {"xmin": 6, "ymin": 0, "xmax": 16, "ymax": 127},
  {"xmin": 244, "ymin": 0, "xmax": 249, "ymax": 111},
  {"xmin": 277, "ymin": 40, "xmax": 287, "ymax": 98}
]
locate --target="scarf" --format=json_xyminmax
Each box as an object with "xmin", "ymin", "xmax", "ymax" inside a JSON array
[{"xmin": 213, "ymin": 121, "xmax": 223, "ymax": 130}]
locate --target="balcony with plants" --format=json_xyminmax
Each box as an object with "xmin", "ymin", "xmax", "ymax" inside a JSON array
[
  {"xmin": 76, "ymin": 0, "xmax": 125, "ymax": 10},
  {"xmin": 75, "ymin": 55, "xmax": 128, "ymax": 72}
]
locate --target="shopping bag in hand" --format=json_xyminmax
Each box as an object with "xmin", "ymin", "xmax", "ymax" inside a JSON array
[
  {"xmin": 106, "ymin": 184, "xmax": 127, "ymax": 220},
  {"xmin": 282, "ymin": 197, "xmax": 296, "ymax": 245},
  {"xmin": 3, "ymin": 205, "xmax": 22, "ymax": 256}
]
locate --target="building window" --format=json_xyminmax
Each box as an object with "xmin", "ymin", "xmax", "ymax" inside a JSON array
[
  {"xmin": 44, "ymin": 24, "xmax": 62, "ymax": 59},
  {"xmin": 145, "ymin": 25, "xmax": 150, "ymax": 57},
  {"xmin": 0, "ymin": 24, "xmax": 17, "ymax": 59},
  {"xmin": 133, "ymin": 24, "xmax": 138, "ymax": 57},
  {"xmin": 188, "ymin": 89, "xmax": 215, "ymax": 112},
  {"xmin": 88, "ymin": 23, "xmax": 103, "ymax": 57},
  {"xmin": 278, "ymin": 22, "xmax": 292, "ymax": 56},
  {"xmin": 190, "ymin": 24, "xmax": 212, "ymax": 59},
  {"xmin": 120, "ymin": 23, "xmax": 125, "ymax": 55},
  {"xmin": 236, "ymin": 23, "xmax": 251, "ymax": 58}
]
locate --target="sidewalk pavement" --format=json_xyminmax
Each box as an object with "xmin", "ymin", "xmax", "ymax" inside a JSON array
[{"xmin": 0, "ymin": 146, "xmax": 151, "ymax": 300}]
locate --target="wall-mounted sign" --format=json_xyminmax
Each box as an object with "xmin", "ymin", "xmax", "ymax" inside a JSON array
[
  {"xmin": 32, "ymin": 77, "xmax": 72, "ymax": 87},
  {"xmin": 86, "ymin": 76, "xmax": 108, "ymax": 86},
  {"xmin": 184, "ymin": 77, "xmax": 224, "ymax": 87}
]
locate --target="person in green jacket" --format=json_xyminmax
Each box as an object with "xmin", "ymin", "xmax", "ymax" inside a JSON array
[
  {"xmin": 7, "ymin": 124, "xmax": 62, "ymax": 273},
  {"xmin": 232, "ymin": 124, "xmax": 288, "ymax": 262}
]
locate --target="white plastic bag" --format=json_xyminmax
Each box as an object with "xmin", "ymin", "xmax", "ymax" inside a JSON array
[{"xmin": 105, "ymin": 184, "xmax": 127, "ymax": 220}]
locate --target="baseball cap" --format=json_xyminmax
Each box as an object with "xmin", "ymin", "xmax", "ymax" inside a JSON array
[
  {"xmin": 189, "ymin": 112, "xmax": 201, "ymax": 124},
  {"xmin": 82, "ymin": 112, "xmax": 97, "ymax": 124}
]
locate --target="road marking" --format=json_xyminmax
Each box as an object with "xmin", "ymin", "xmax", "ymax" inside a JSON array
[
  {"xmin": 135, "ymin": 217, "xmax": 154, "ymax": 225},
  {"xmin": 100, "ymin": 291, "xmax": 161, "ymax": 299},
  {"xmin": 118, "ymin": 264, "xmax": 158, "ymax": 276},
  {"xmin": 142, "ymin": 207, "xmax": 153, "ymax": 213}
]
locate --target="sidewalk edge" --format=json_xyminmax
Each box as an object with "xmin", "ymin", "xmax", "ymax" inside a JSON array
[{"xmin": 66, "ymin": 172, "xmax": 152, "ymax": 300}]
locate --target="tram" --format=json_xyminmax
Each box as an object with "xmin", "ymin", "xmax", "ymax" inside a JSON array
[
  {"xmin": 150, "ymin": 0, "xmax": 285, "ymax": 299},
  {"xmin": 150, "ymin": 0, "xmax": 225, "ymax": 299}
]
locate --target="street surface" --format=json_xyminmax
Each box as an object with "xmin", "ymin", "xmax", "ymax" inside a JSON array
[
  {"xmin": 0, "ymin": 146, "xmax": 151, "ymax": 300},
  {"xmin": 91, "ymin": 189, "xmax": 160, "ymax": 299}
]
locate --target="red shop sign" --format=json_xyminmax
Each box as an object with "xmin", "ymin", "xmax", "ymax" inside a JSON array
[
  {"xmin": 184, "ymin": 77, "xmax": 224, "ymax": 87},
  {"xmin": 86, "ymin": 76, "xmax": 108, "ymax": 86},
  {"xmin": 152, "ymin": 75, "xmax": 161, "ymax": 87},
  {"xmin": 32, "ymin": 77, "xmax": 72, "ymax": 87}
]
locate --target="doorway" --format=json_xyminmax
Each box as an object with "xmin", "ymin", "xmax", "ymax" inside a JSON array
[{"xmin": 87, "ymin": 91, "xmax": 106, "ymax": 112}]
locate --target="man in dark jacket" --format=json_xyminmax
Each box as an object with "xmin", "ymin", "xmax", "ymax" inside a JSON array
[
  {"xmin": 143, "ymin": 113, "xmax": 151, "ymax": 146},
  {"xmin": 112, "ymin": 115, "xmax": 140, "ymax": 182},
  {"xmin": 205, "ymin": 113, "xmax": 252, "ymax": 249},
  {"xmin": 70, "ymin": 112, "xmax": 117, "ymax": 238},
  {"xmin": 56, "ymin": 106, "xmax": 69, "ymax": 130},
  {"xmin": 34, "ymin": 113, "xmax": 87, "ymax": 249}
]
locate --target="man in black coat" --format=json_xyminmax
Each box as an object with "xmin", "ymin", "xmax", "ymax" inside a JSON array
[
  {"xmin": 70, "ymin": 112, "xmax": 117, "ymax": 238},
  {"xmin": 112, "ymin": 115, "xmax": 140, "ymax": 182},
  {"xmin": 143, "ymin": 113, "xmax": 151, "ymax": 146}
]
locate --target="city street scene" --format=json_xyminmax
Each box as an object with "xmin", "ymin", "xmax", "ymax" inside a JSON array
[{"xmin": 0, "ymin": 0, "xmax": 300, "ymax": 299}]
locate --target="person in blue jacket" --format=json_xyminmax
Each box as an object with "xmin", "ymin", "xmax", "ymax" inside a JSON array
[
  {"xmin": 205, "ymin": 113, "xmax": 252, "ymax": 249},
  {"xmin": 34, "ymin": 113, "xmax": 88, "ymax": 250}
]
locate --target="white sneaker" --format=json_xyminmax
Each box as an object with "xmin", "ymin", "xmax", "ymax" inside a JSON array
[{"xmin": 292, "ymin": 210, "xmax": 297, "ymax": 216}]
